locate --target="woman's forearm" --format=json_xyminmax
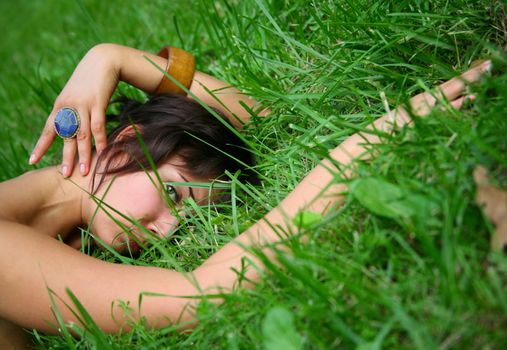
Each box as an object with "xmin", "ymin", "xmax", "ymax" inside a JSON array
[
  {"xmin": 30, "ymin": 43, "xmax": 266, "ymax": 175},
  {"xmin": 104, "ymin": 43, "xmax": 264, "ymax": 128},
  {"xmin": 193, "ymin": 61, "xmax": 491, "ymax": 291}
]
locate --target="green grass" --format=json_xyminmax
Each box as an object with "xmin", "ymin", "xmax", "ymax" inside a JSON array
[{"xmin": 1, "ymin": 0, "xmax": 507, "ymax": 348}]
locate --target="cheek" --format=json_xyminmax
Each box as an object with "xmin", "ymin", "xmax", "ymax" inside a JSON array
[
  {"xmin": 127, "ymin": 194, "xmax": 163, "ymax": 217},
  {"xmin": 109, "ymin": 176, "xmax": 165, "ymax": 218},
  {"xmin": 91, "ymin": 188, "xmax": 164, "ymax": 245}
]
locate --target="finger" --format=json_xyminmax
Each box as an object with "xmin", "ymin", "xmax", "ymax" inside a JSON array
[
  {"xmin": 61, "ymin": 139, "xmax": 77, "ymax": 178},
  {"xmin": 90, "ymin": 106, "xmax": 107, "ymax": 155},
  {"xmin": 410, "ymin": 60, "xmax": 491, "ymax": 116},
  {"xmin": 437, "ymin": 60, "xmax": 491, "ymax": 100},
  {"xmin": 470, "ymin": 59, "xmax": 487, "ymax": 69},
  {"xmin": 449, "ymin": 95, "xmax": 476, "ymax": 110},
  {"xmin": 76, "ymin": 108, "xmax": 92, "ymax": 176},
  {"xmin": 30, "ymin": 112, "xmax": 57, "ymax": 164}
]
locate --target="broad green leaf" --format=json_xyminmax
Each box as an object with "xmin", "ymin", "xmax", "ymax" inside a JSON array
[
  {"xmin": 349, "ymin": 177, "xmax": 437, "ymax": 224},
  {"xmin": 349, "ymin": 177, "xmax": 407, "ymax": 219},
  {"xmin": 293, "ymin": 211, "xmax": 324, "ymax": 229},
  {"xmin": 262, "ymin": 307, "xmax": 302, "ymax": 350}
]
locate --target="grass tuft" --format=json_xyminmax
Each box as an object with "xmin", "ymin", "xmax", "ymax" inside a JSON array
[{"xmin": 0, "ymin": 0, "xmax": 506, "ymax": 348}]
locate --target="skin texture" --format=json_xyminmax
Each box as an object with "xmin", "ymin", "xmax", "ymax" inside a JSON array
[
  {"xmin": 0, "ymin": 44, "xmax": 491, "ymax": 341},
  {"xmin": 90, "ymin": 155, "xmax": 210, "ymax": 251}
]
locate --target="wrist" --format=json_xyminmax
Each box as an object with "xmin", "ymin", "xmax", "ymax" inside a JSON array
[
  {"xmin": 89, "ymin": 43, "xmax": 122, "ymax": 78},
  {"xmin": 154, "ymin": 46, "xmax": 196, "ymax": 95}
]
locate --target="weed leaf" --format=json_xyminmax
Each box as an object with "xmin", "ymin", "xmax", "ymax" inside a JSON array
[
  {"xmin": 349, "ymin": 177, "xmax": 437, "ymax": 226},
  {"xmin": 293, "ymin": 211, "xmax": 323, "ymax": 229},
  {"xmin": 262, "ymin": 306, "xmax": 302, "ymax": 350}
]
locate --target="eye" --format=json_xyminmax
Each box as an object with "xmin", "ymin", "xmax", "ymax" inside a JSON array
[{"xmin": 164, "ymin": 184, "xmax": 180, "ymax": 203}]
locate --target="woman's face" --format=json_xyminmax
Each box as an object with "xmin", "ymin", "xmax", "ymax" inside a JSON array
[{"xmin": 89, "ymin": 157, "xmax": 211, "ymax": 253}]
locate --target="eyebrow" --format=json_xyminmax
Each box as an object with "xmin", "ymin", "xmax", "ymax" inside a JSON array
[{"xmin": 179, "ymin": 174, "xmax": 195, "ymax": 200}]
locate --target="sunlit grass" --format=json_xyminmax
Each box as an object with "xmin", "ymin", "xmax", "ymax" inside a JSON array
[{"xmin": 0, "ymin": 0, "xmax": 506, "ymax": 348}]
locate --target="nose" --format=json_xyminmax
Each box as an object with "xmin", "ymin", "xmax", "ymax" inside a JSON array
[{"xmin": 149, "ymin": 212, "xmax": 180, "ymax": 238}]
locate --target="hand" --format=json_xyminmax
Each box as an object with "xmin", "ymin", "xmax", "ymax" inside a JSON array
[
  {"xmin": 330, "ymin": 59, "xmax": 492, "ymax": 174},
  {"xmin": 377, "ymin": 59, "xmax": 492, "ymax": 132},
  {"xmin": 408, "ymin": 60, "xmax": 492, "ymax": 116},
  {"xmin": 29, "ymin": 44, "xmax": 120, "ymax": 177}
]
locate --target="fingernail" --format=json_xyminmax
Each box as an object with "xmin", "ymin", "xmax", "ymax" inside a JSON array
[
  {"xmin": 62, "ymin": 165, "xmax": 69, "ymax": 178},
  {"xmin": 482, "ymin": 60, "xmax": 492, "ymax": 72},
  {"xmin": 80, "ymin": 163, "xmax": 86, "ymax": 175},
  {"xmin": 29, "ymin": 154, "xmax": 36, "ymax": 165}
]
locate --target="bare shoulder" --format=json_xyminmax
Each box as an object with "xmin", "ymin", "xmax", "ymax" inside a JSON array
[{"xmin": 0, "ymin": 167, "xmax": 59, "ymax": 227}]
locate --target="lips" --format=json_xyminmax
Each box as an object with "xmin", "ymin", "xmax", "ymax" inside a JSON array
[
  {"xmin": 128, "ymin": 240, "xmax": 141, "ymax": 253},
  {"xmin": 118, "ymin": 228, "xmax": 145, "ymax": 253}
]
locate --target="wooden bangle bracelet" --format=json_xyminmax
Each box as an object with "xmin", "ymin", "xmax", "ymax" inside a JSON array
[{"xmin": 155, "ymin": 46, "xmax": 196, "ymax": 95}]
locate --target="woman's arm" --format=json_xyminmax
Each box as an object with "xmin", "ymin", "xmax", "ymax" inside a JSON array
[
  {"xmin": 3, "ymin": 62, "xmax": 490, "ymax": 334},
  {"xmin": 193, "ymin": 61, "xmax": 491, "ymax": 289},
  {"xmin": 0, "ymin": 219, "xmax": 204, "ymax": 333},
  {"xmin": 30, "ymin": 44, "xmax": 264, "ymax": 177},
  {"xmin": 109, "ymin": 44, "xmax": 264, "ymax": 127}
]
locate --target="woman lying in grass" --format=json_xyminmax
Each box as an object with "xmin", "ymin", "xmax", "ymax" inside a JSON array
[{"xmin": 0, "ymin": 43, "xmax": 491, "ymax": 344}]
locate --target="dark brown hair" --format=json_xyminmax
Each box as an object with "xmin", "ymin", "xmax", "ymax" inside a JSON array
[{"xmin": 92, "ymin": 94, "xmax": 258, "ymax": 193}]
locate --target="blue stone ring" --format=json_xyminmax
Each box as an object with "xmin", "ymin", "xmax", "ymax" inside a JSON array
[{"xmin": 54, "ymin": 107, "xmax": 80, "ymax": 139}]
